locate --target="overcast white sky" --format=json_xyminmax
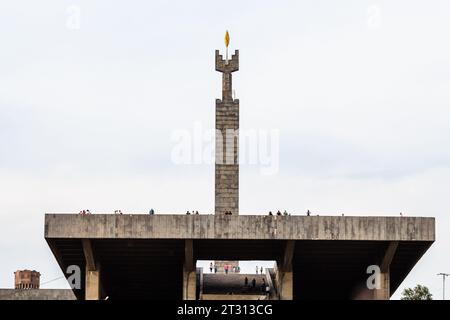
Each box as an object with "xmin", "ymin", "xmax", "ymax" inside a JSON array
[{"xmin": 0, "ymin": 0, "xmax": 449, "ymax": 299}]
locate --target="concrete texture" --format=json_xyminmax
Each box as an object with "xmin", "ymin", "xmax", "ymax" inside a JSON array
[
  {"xmin": 85, "ymin": 269, "xmax": 100, "ymax": 300},
  {"xmin": 45, "ymin": 214, "xmax": 435, "ymax": 241},
  {"xmin": 278, "ymin": 271, "xmax": 293, "ymax": 300},
  {"xmin": 183, "ymin": 269, "xmax": 196, "ymax": 300},
  {"xmin": 0, "ymin": 289, "xmax": 76, "ymax": 300},
  {"xmin": 214, "ymin": 49, "xmax": 240, "ymax": 273},
  {"xmin": 183, "ymin": 240, "xmax": 196, "ymax": 300},
  {"xmin": 215, "ymin": 50, "xmax": 239, "ymax": 217}
]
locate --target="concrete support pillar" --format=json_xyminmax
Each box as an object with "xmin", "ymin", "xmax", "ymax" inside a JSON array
[
  {"xmin": 374, "ymin": 241, "xmax": 398, "ymax": 300},
  {"xmin": 374, "ymin": 272, "xmax": 390, "ymax": 300},
  {"xmin": 279, "ymin": 271, "xmax": 293, "ymax": 300},
  {"xmin": 85, "ymin": 268, "xmax": 101, "ymax": 300},
  {"xmin": 276, "ymin": 240, "xmax": 295, "ymax": 300},
  {"xmin": 82, "ymin": 239, "xmax": 102, "ymax": 300},
  {"xmin": 183, "ymin": 268, "xmax": 197, "ymax": 300},
  {"xmin": 183, "ymin": 240, "xmax": 196, "ymax": 300}
]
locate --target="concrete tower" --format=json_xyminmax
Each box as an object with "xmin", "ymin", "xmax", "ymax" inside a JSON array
[
  {"xmin": 214, "ymin": 38, "xmax": 240, "ymax": 273},
  {"xmin": 215, "ymin": 49, "xmax": 239, "ymax": 215}
]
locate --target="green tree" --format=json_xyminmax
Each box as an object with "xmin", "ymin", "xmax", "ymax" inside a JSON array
[{"xmin": 401, "ymin": 285, "xmax": 433, "ymax": 300}]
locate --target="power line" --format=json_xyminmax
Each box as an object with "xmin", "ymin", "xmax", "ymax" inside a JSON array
[{"xmin": 40, "ymin": 276, "xmax": 65, "ymax": 287}]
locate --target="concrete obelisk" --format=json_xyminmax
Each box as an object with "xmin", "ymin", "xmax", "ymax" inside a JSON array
[{"xmin": 214, "ymin": 31, "xmax": 240, "ymax": 273}]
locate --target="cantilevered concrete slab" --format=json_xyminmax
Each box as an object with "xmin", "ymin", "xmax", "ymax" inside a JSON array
[
  {"xmin": 45, "ymin": 214, "xmax": 434, "ymax": 241},
  {"xmin": 44, "ymin": 214, "xmax": 434, "ymax": 300}
]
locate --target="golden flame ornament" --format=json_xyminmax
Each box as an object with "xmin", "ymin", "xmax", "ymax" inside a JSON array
[{"xmin": 224, "ymin": 30, "xmax": 230, "ymax": 48}]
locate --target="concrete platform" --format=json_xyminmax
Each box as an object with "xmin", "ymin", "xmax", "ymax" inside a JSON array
[
  {"xmin": 44, "ymin": 214, "xmax": 435, "ymax": 300},
  {"xmin": 45, "ymin": 214, "xmax": 434, "ymax": 241}
]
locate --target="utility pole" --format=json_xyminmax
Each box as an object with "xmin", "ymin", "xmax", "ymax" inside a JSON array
[{"xmin": 437, "ymin": 273, "xmax": 449, "ymax": 300}]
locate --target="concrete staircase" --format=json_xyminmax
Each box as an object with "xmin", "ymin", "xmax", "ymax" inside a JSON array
[{"xmin": 202, "ymin": 273, "xmax": 268, "ymax": 295}]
